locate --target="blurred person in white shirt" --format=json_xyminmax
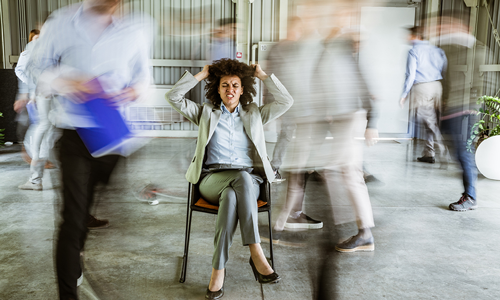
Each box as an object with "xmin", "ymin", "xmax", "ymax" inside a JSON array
[{"xmin": 27, "ymin": 0, "xmax": 152, "ymax": 298}]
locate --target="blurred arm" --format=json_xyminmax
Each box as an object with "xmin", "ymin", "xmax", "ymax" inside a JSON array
[
  {"xmin": 165, "ymin": 71, "xmax": 203, "ymax": 126},
  {"xmin": 353, "ymin": 58, "xmax": 378, "ymax": 130},
  {"xmin": 14, "ymin": 79, "xmax": 29, "ymax": 113},
  {"xmin": 16, "ymin": 78, "xmax": 29, "ymax": 95},
  {"xmin": 401, "ymin": 50, "xmax": 417, "ymax": 100},
  {"xmin": 15, "ymin": 46, "xmax": 33, "ymax": 113},
  {"xmin": 127, "ymin": 23, "xmax": 154, "ymax": 101},
  {"xmin": 15, "ymin": 49, "xmax": 31, "ymax": 84},
  {"xmin": 110, "ymin": 32, "xmax": 153, "ymax": 106},
  {"xmin": 258, "ymin": 74, "xmax": 294, "ymax": 125},
  {"xmin": 441, "ymin": 48, "xmax": 450, "ymax": 103},
  {"xmin": 356, "ymin": 63, "xmax": 379, "ymax": 145},
  {"xmin": 26, "ymin": 18, "xmax": 62, "ymax": 97}
]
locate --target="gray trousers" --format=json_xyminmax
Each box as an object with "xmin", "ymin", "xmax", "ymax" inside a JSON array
[
  {"xmin": 199, "ymin": 170, "xmax": 263, "ymax": 270},
  {"xmin": 411, "ymin": 81, "xmax": 446, "ymax": 158},
  {"xmin": 275, "ymin": 115, "xmax": 374, "ymax": 230}
]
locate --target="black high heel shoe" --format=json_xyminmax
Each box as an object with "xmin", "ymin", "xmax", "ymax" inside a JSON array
[
  {"xmin": 249, "ymin": 257, "xmax": 281, "ymax": 284},
  {"xmin": 205, "ymin": 269, "xmax": 225, "ymax": 300}
]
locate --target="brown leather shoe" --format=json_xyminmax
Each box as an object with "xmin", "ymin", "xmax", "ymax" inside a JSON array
[
  {"xmin": 335, "ymin": 235, "xmax": 374, "ymax": 253},
  {"xmin": 87, "ymin": 215, "xmax": 109, "ymax": 230},
  {"xmin": 417, "ymin": 156, "xmax": 435, "ymax": 163}
]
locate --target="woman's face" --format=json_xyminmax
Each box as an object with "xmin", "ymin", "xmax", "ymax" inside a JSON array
[{"xmin": 218, "ymin": 75, "xmax": 244, "ymax": 108}]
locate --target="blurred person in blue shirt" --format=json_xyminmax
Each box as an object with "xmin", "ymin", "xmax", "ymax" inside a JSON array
[
  {"xmin": 27, "ymin": 0, "xmax": 152, "ymax": 298},
  {"xmin": 208, "ymin": 18, "xmax": 237, "ymax": 61},
  {"xmin": 400, "ymin": 26, "xmax": 447, "ymax": 164}
]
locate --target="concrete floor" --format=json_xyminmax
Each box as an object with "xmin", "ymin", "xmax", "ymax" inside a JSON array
[{"xmin": 1, "ymin": 138, "xmax": 500, "ymax": 300}]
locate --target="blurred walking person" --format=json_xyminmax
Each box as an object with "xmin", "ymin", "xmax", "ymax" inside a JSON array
[
  {"xmin": 266, "ymin": 16, "xmax": 324, "ymax": 239},
  {"xmin": 27, "ymin": 0, "xmax": 151, "ymax": 298},
  {"xmin": 400, "ymin": 26, "xmax": 447, "ymax": 164},
  {"xmin": 13, "ymin": 29, "xmax": 39, "ymax": 165},
  {"xmin": 209, "ymin": 18, "xmax": 237, "ymax": 61},
  {"xmin": 16, "ymin": 26, "xmax": 62, "ymax": 191},
  {"xmin": 314, "ymin": 25, "xmax": 378, "ymax": 252},
  {"xmin": 433, "ymin": 12, "xmax": 486, "ymax": 211}
]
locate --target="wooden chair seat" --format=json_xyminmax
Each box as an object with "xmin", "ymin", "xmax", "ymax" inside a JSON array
[{"xmin": 194, "ymin": 198, "xmax": 268, "ymax": 210}]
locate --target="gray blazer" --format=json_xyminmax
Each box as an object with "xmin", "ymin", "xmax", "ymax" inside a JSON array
[{"xmin": 166, "ymin": 71, "xmax": 294, "ymax": 184}]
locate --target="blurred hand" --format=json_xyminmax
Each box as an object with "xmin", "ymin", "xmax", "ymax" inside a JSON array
[
  {"xmin": 251, "ymin": 64, "xmax": 269, "ymax": 81},
  {"xmin": 365, "ymin": 128, "xmax": 379, "ymax": 147},
  {"xmin": 194, "ymin": 65, "xmax": 210, "ymax": 81},
  {"xmin": 14, "ymin": 95, "xmax": 29, "ymax": 113},
  {"xmin": 51, "ymin": 77, "xmax": 101, "ymax": 103},
  {"xmin": 108, "ymin": 87, "xmax": 138, "ymax": 107},
  {"xmin": 399, "ymin": 97, "xmax": 406, "ymax": 108}
]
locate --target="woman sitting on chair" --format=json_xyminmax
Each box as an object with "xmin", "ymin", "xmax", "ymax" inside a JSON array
[{"xmin": 166, "ymin": 58, "xmax": 293, "ymax": 299}]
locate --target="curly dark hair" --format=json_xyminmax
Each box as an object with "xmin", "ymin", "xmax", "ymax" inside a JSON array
[{"xmin": 205, "ymin": 58, "xmax": 256, "ymax": 107}]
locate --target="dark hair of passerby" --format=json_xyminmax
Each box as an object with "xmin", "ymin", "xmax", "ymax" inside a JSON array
[
  {"xmin": 218, "ymin": 17, "xmax": 236, "ymax": 28},
  {"xmin": 409, "ymin": 26, "xmax": 423, "ymax": 39},
  {"xmin": 29, "ymin": 29, "xmax": 40, "ymax": 42}
]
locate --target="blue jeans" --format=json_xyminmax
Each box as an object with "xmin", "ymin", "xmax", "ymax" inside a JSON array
[{"xmin": 440, "ymin": 115, "xmax": 477, "ymax": 199}]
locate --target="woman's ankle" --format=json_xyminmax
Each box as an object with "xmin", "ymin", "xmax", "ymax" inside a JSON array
[
  {"xmin": 208, "ymin": 268, "xmax": 224, "ymax": 291},
  {"xmin": 251, "ymin": 255, "xmax": 273, "ymax": 275},
  {"xmin": 249, "ymin": 243, "xmax": 274, "ymax": 275}
]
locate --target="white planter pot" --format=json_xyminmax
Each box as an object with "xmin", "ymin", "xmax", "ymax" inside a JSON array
[{"xmin": 475, "ymin": 135, "xmax": 500, "ymax": 180}]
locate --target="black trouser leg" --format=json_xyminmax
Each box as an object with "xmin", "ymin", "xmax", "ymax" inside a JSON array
[{"xmin": 56, "ymin": 130, "xmax": 118, "ymax": 300}]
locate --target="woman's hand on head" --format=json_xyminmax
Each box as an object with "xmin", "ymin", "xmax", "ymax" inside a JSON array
[
  {"xmin": 194, "ymin": 65, "xmax": 210, "ymax": 82},
  {"xmin": 251, "ymin": 64, "xmax": 269, "ymax": 81}
]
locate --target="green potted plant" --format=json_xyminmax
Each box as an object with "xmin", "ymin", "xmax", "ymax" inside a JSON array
[
  {"xmin": 468, "ymin": 95, "xmax": 500, "ymax": 180},
  {"xmin": 468, "ymin": 95, "xmax": 500, "ymax": 150}
]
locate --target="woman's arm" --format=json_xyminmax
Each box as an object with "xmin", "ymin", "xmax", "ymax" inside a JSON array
[
  {"xmin": 15, "ymin": 49, "xmax": 31, "ymax": 84},
  {"xmin": 165, "ymin": 66, "xmax": 209, "ymax": 126},
  {"xmin": 253, "ymin": 64, "xmax": 294, "ymax": 125}
]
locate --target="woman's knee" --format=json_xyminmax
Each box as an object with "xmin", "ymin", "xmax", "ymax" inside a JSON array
[
  {"xmin": 233, "ymin": 171, "xmax": 254, "ymax": 187},
  {"xmin": 221, "ymin": 188, "xmax": 237, "ymax": 206}
]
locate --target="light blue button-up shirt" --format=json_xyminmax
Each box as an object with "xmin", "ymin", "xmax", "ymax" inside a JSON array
[
  {"xmin": 402, "ymin": 40, "xmax": 447, "ymax": 99},
  {"xmin": 27, "ymin": 3, "xmax": 152, "ymax": 128},
  {"xmin": 205, "ymin": 103, "xmax": 254, "ymax": 167}
]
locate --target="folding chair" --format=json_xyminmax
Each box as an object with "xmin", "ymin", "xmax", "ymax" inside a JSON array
[{"xmin": 179, "ymin": 180, "xmax": 275, "ymax": 283}]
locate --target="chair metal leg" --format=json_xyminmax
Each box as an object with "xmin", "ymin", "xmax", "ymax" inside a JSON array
[
  {"xmin": 180, "ymin": 186, "xmax": 193, "ymax": 283},
  {"xmin": 180, "ymin": 209, "xmax": 193, "ymax": 283},
  {"xmin": 267, "ymin": 210, "xmax": 275, "ymax": 271}
]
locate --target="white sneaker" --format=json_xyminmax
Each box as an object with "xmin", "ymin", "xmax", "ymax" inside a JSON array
[
  {"xmin": 18, "ymin": 181, "xmax": 43, "ymax": 190},
  {"xmin": 77, "ymin": 273, "xmax": 83, "ymax": 287},
  {"xmin": 284, "ymin": 213, "xmax": 323, "ymax": 230}
]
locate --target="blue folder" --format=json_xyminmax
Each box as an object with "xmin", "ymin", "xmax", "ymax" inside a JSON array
[{"xmin": 76, "ymin": 97, "xmax": 131, "ymax": 157}]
